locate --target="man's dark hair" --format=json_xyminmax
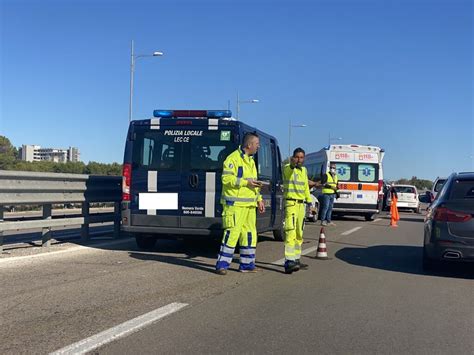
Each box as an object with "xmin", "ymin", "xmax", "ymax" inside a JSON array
[
  {"xmin": 293, "ymin": 147, "xmax": 305, "ymax": 156},
  {"xmin": 242, "ymin": 132, "xmax": 259, "ymax": 148}
]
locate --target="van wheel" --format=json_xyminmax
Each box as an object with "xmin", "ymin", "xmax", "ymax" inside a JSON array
[
  {"xmin": 273, "ymin": 218, "xmax": 285, "ymax": 242},
  {"xmin": 136, "ymin": 235, "xmax": 157, "ymax": 250},
  {"xmin": 365, "ymin": 214, "xmax": 375, "ymax": 221}
]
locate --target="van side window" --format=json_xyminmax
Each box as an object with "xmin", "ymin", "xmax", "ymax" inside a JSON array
[{"xmin": 257, "ymin": 137, "xmax": 273, "ymax": 179}]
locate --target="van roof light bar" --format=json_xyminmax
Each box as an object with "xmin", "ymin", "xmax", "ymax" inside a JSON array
[{"xmin": 153, "ymin": 110, "xmax": 232, "ymax": 118}]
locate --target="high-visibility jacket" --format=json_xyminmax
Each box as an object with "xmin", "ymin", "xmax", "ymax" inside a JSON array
[
  {"xmin": 283, "ymin": 164, "xmax": 312, "ymax": 202},
  {"xmin": 221, "ymin": 146, "xmax": 262, "ymax": 207},
  {"xmin": 322, "ymin": 172, "xmax": 338, "ymax": 194}
]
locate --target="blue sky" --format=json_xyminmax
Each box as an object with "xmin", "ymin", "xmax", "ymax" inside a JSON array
[{"xmin": 1, "ymin": 0, "xmax": 472, "ymax": 180}]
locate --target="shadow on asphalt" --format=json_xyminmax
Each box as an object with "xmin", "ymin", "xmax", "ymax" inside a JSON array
[
  {"xmin": 125, "ymin": 234, "xmax": 280, "ymax": 274},
  {"xmin": 335, "ymin": 245, "xmax": 474, "ymax": 280}
]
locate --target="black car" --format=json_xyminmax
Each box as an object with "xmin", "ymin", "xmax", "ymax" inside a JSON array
[{"xmin": 423, "ymin": 172, "xmax": 474, "ymax": 270}]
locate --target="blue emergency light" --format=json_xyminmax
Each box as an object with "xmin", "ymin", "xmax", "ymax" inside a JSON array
[{"xmin": 153, "ymin": 110, "xmax": 232, "ymax": 118}]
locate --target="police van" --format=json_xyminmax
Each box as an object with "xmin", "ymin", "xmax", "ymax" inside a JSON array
[
  {"xmin": 121, "ymin": 109, "xmax": 285, "ymax": 249},
  {"xmin": 305, "ymin": 144, "xmax": 385, "ymax": 221}
]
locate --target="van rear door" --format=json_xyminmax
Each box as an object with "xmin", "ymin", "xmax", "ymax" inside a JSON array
[{"xmin": 129, "ymin": 121, "xmax": 237, "ymax": 231}]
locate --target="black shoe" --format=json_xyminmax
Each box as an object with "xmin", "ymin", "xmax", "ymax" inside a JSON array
[
  {"xmin": 285, "ymin": 261, "xmax": 299, "ymax": 274},
  {"xmin": 296, "ymin": 260, "xmax": 308, "ymax": 270}
]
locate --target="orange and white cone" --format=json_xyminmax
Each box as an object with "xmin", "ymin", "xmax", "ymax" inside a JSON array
[{"xmin": 316, "ymin": 227, "xmax": 329, "ymax": 260}]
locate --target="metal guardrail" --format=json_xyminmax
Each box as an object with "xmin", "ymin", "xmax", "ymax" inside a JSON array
[{"xmin": 0, "ymin": 170, "xmax": 122, "ymax": 252}]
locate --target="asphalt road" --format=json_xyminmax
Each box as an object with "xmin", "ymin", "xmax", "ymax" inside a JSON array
[{"xmin": 1, "ymin": 212, "xmax": 472, "ymax": 354}]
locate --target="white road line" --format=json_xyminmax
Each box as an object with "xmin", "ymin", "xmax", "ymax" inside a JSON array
[
  {"xmin": 272, "ymin": 246, "xmax": 318, "ymax": 266},
  {"xmin": 0, "ymin": 238, "xmax": 133, "ymax": 265},
  {"xmin": 341, "ymin": 227, "xmax": 362, "ymax": 236},
  {"xmin": 373, "ymin": 218, "xmax": 382, "ymax": 222},
  {"xmin": 50, "ymin": 302, "xmax": 188, "ymax": 355}
]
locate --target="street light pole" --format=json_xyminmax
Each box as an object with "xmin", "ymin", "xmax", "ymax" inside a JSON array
[
  {"xmin": 236, "ymin": 91, "xmax": 259, "ymax": 120},
  {"xmin": 128, "ymin": 40, "xmax": 164, "ymax": 123},
  {"xmin": 288, "ymin": 121, "xmax": 307, "ymax": 160},
  {"xmin": 129, "ymin": 40, "xmax": 135, "ymax": 123}
]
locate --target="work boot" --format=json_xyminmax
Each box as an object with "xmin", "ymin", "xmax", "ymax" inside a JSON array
[
  {"xmin": 216, "ymin": 268, "xmax": 227, "ymax": 275},
  {"xmin": 296, "ymin": 260, "xmax": 309, "ymax": 270},
  {"xmin": 284, "ymin": 261, "xmax": 299, "ymax": 274}
]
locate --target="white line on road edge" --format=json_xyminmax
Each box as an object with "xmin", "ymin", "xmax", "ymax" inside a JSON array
[
  {"xmin": 341, "ymin": 227, "xmax": 362, "ymax": 236},
  {"xmin": 272, "ymin": 246, "xmax": 318, "ymax": 266},
  {"xmin": 50, "ymin": 302, "xmax": 188, "ymax": 355},
  {"xmin": 0, "ymin": 238, "xmax": 133, "ymax": 265},
  {"xmin": 373, "ymin": 218, "xmax": 382, "ymax": 222}
]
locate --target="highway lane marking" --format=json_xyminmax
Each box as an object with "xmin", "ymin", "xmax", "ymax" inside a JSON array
[
  {"xmin": 0, "ymin": 237, "xmax": 134, "ymax": 265},
  {"xmin": 341, "ymin": 227, "xmax": 362, "ymax": 236},
  {"xmin": 50, "ymin": 302, "xmax": 188, "ymax": 355}
]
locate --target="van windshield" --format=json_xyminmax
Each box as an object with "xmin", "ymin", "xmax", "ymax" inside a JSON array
[{"xmin": 132, "ymin": 129, "xmax": 236, "ymax": 171}]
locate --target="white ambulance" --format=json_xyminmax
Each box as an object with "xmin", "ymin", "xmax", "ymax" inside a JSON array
[{"xmin": 305, "ymin": 144, "xmax": 385, "ymax": 221}]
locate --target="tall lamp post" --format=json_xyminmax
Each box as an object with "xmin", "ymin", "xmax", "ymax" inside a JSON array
[
  {"xmin": 288, "ymin": 120, "xmax": 307, "ymax": 159},
  {"xmin": 328, "ymin": 133, "xmax": 342, "ymax": 146},
  {"xmin": 236, "ymin": 91, "xmax": 259, "ymax": 120},
  {"xmin": 129, "ymin": 40, "xmax": 164, "ymax": 122}
]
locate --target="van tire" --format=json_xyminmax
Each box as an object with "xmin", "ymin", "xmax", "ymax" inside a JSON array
[
  {"xmin": 273, "ymin": 218, "xmax": 285, "ymax": 242},
  {"xmin": 136, "ymin": 235, "xmax": 157, "ymax": 250},
  {"xmin": 365, "ymin": 214, "xmax": 375, "ymax": 221}
]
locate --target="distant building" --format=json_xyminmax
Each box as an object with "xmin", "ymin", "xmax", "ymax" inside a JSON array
[{"xmin": 19, "ymin": 145, "xmax": 80, "ymax": 163}]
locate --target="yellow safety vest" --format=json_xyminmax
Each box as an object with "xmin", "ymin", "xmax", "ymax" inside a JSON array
[
  {"xmin": 322, "ymin": 172, "xmax": 338, "ymax": 194},
  {"xmin": 283, "ymin": 164, "xmax": 312, "ymax": 202},
  {"xmin": 221, "ymin": 147, "xmax": 262, "ymax": 207}
]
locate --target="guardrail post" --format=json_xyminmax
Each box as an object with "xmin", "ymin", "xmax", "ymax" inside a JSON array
[
  {"xmin": 42, "ymin": 204, "xmax": 52, "ymax": 248},
  {"xmin": 0, "ymin": 206, "xmax": 4, "ymax": 253},
  {"xmin": 81, "ymin": 202, "xmax": 90, "ymax": 241},
  {"xmin": 113, "ymin": 201, "xmax": 121, "ymax": 239}
]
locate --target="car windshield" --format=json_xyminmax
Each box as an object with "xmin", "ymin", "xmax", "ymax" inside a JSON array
[
  {"xmin": 434, "ymin": 179, "xmax": 446, "ymax": 192},
  {"xmin": 394, "ymin": 186, "xmax": 416, "ymax": 194},
  {"xmin": 449, "ymin": 179, "xmax": 474, "ymax": 200}
]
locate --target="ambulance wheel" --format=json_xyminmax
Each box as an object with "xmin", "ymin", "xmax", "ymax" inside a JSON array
[
  {"xmin": 365, "ymin": 214, "xmax": 375, "ymax": 221},
  {"xmin": 135, "ymin": 235, "xmax": 157, "ymax": 250}
]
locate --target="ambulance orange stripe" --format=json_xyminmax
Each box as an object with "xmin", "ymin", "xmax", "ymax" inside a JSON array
[{"xmin": 339, "ymin": 183, "xmax": 379, "ymax": 191}]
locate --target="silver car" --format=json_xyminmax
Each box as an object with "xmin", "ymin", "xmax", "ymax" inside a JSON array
[{"xmin": 423, "ymin": 172, "xmax": 474, "ymax": 270}]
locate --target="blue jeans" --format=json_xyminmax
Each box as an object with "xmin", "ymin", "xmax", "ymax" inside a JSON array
[{"xmin": 320, "ymin": 194, "xmax": 335, "ymax": 222}]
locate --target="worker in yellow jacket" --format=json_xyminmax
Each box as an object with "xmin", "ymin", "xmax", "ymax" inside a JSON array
[
  {"xmin": 216, "ymin": 132, "xmax": 265, "ymax": 275},
  {"xmin": 283, "ymin": 148, "xmax": 314, "ymax": 274}
]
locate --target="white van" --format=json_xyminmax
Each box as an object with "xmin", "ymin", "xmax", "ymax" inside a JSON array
[{"xmin": 306, "ymin": 144, "xmax": 385, "ymax": 221}]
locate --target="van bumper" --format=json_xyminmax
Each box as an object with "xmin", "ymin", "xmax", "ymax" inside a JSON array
[{"xmin": 122, "ymin": 225, "xmax": 222, "ymax": 237}]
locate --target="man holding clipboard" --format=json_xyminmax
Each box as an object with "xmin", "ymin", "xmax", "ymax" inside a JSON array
[{"xmin": 215, "ymin": 133, "xmax": 266, "ymax": 275}]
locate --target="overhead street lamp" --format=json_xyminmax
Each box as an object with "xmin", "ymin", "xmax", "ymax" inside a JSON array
[
  {"xmin": 129, "ymin": 40, "xmax": 164, "ymax": 122},
  {"xmin": 288, "ymin": 120, "xmax": 307, "ymax": 159},
  {"xmin": 328, "ymin": 133, "xmax": 342, "ymax": 146},
  {"xmin": 236, "ymin": 91, "xmax": 259, "ymax": 120}
]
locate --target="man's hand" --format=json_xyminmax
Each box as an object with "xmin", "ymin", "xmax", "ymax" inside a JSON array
[
  {"xmin": 308, "ymin": 180, "xmax": 317, "ymax": 188},
  {"xmin": 258, "ymin": 200, "xmax": 266, "ymax": 214}
]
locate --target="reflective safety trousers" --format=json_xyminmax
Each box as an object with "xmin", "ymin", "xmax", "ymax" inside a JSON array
[
  {"xmin": 216, "ymin": 205, "xmax": 257, "ymax": 271},
  {"xmin": 322, "ymin": 172, "xmax": 338, "ymax": 194},
  {"xmin": 284, "ymin": 200, "xmax": 306, "ymax": 266},
  {"xmin": 283, "ymin": 164, "xmax": 312, "ymax": 202},
  {"xmin": 221, "ymin": 147, "xmax": 262, "ymax": 207}
]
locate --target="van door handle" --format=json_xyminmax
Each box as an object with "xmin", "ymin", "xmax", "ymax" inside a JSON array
[{"xmin": 189, "ymin": 174, "xmax": 199, "ymax": 188}]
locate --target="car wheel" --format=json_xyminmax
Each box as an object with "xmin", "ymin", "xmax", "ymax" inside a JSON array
[
  {"xmin": 273, "ymin": 218, "xmax": 285, "ymax": 242},
  {"xmin": 365, "ymin": 214, "xmax": 375, "ymax": 221},
  {"xmin": 136, "ymin": 235, "xmax": 157, "ymax": 250},
  {"xmin": 422, "ymin": 250, "xmax": 438, "ymax": 271}
]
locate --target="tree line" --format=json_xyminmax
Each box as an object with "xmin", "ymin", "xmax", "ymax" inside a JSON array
[{"xmin": 0, "ymin": 135, "xmax": 122, "ymax": 176}]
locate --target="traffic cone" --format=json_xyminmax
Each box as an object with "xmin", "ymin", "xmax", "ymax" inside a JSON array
[
  {"xmin": 390, "ymin": 196, "xmax": 400, "ymax": 228},
  {"xmin": 316, "ymin": 227, "xmax": 329, "ymax": 260}
]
